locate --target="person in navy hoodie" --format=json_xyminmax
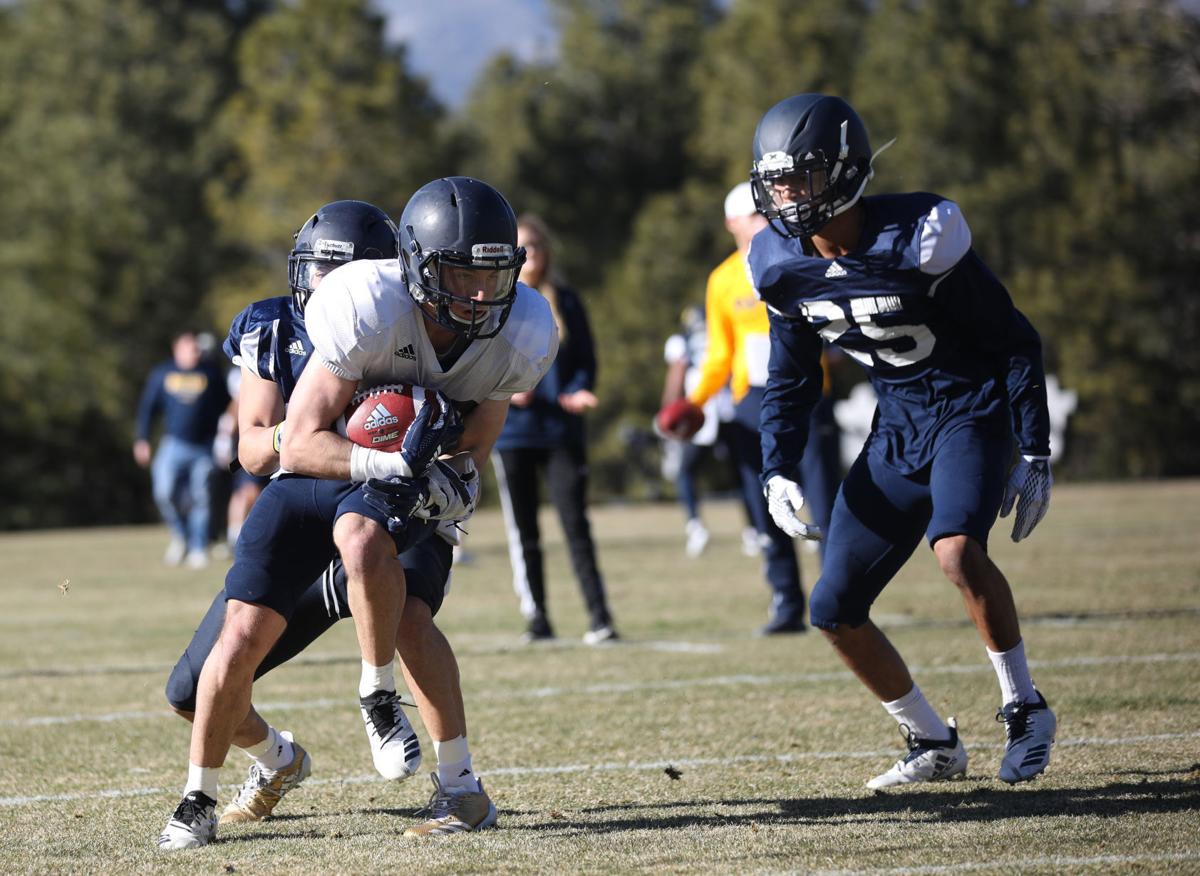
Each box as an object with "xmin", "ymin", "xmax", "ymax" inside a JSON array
[
  {"xmin": 134, "ymin": 330, "xmax": 231, "ymax": 569},
  {"xmin": 492, "ymin": 215, "xmax": 618, "ymax": 645}
]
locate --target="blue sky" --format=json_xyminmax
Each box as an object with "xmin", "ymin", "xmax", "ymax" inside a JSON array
[{"xmin": 373, "ymin": 0, "xmax": 559, "ymax": 106}]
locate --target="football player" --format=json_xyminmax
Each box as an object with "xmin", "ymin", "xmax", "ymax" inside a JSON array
[
  {"xmin": 163, "ymin": 199, "xmax": 411, "ymax": 836},
  {"xmin": 159, "ymin": 184, "xmax": 557, "ymax": 848},
  {"xmin": 748, "ymin": 94, "xmax": 1056, "ymax": 788}
]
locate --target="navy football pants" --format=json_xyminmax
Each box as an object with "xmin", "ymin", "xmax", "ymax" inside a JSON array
[
  {"xmin": 165, "ymin": 475, "xmax": 450, "ymax": 712},
  {"xmin": 809, "ymin": 424, "xmax": 1011, "ymax": 631}
]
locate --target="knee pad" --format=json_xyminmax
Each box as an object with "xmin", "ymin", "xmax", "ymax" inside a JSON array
[
  {"xmin": 164, "ymin": 656, "xmax": 198, "ymax": 713},
  {"xmin": 808, "ymin": 577, "xmax": 871, "ymax": 631}
]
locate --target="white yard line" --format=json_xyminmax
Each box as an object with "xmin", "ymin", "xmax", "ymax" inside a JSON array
[
  {"xmin": 3, "ymin": 730, "xmax": 1199, "ymax": 808},
  {"xmin": 5, "ymin": 650, "xmax": 1197, "ymax": 728},
  {"xmin": 812, "ymin": 851, "xmax": 1200, "ymax": 875}
]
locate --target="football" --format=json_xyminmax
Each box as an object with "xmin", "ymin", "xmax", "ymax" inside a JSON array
[
  {"xmin": 655, "ymin": 398, "xmax": 705, "ymax": 439},
  {"xmin": 345, "ymin": 384, "xmax": 421, "ymax": 452}
]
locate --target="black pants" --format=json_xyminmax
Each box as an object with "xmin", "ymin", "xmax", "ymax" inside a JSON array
[{"xmin": 493, "ymin": 444, "xmax": 613, "ymax": 629}]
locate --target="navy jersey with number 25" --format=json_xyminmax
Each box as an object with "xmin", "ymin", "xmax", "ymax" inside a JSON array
[{"xmin": 750, "ymin": 192, "xmax": 1050, "ymax": 480}]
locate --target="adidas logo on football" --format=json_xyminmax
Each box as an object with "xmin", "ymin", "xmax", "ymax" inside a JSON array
[
  {"xmin": 363, "ymin": 402, "xmax": 399, "ymax": 431},
  {"xmin": 285, "ymin": 339, "xmax": 305, "ymax": 356},
  {"xmin": 825, "ymin": 262, "xmax": 848, "ymax": 278},
  {"xmin": 394, "ymin": 344, "xmax": 416, "ymax": 360}
]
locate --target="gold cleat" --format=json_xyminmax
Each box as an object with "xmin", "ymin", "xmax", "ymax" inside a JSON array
[
  {"xmin": 219, "ymin": 732, "xmax": 311, "ymax": 825},
  {"xmin": 403, "ymin": 773, "xmax": 497, "ymax": 837}
]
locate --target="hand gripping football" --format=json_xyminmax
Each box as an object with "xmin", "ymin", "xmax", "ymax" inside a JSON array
[{"xmin": 344, "ymin": 384, "xmax": 421, "ymax": 452}]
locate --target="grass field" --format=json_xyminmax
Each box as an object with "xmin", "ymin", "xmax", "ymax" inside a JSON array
[{"xmin": 2, "ymin": 480, "xmax": 1199, "ymax": 874}]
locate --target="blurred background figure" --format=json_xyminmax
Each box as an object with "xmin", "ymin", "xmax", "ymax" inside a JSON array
[
  {"xmin": 659, "ymin": 304, "xmax": 753, "ymax": 558},
  {"xmin": 492, "ymin": 215, "xmax": 619, "ymax": 645},
  {"xmin": 133, "ymin": 330, "xmax": 231, "ymax": 569},
  {"xmin": 656, "ymin": 182, "xmax": 830, "ymax": 635}
]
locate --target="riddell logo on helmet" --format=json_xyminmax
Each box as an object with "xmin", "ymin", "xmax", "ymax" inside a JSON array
[{"xmin": 472, "ymin": 243, "xmax": 512, "ymax": 258}]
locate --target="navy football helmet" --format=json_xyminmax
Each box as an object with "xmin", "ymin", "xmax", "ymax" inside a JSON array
[
  {"xmin": 751, "ymin": 94, "xmax": 875, "ymax": 238},
  {"xmin": 289, "ymin": 200, "xmax": 398, "ymax": 313},
  {"xmin": 399, "ymin": 177, "xmax": 526, "ymax": 341}
]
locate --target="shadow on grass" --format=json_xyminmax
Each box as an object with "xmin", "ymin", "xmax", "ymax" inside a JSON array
[{"xmin": 500, "ymin": 777, "xmax": 1200, "ymax": 834}]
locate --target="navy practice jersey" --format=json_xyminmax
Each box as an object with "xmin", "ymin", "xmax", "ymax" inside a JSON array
[
  {"xmin": 751, "ymin": 192, "xmax": 1050, "ymax": 479},
  {"xmin": 222, "ymin": 295, "xmax": 312, "ymax": 404}
]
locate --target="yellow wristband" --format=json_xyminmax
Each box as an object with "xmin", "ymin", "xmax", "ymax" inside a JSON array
[{"xmin": 272, "ymin": 423, "xmax": 283, "ymax": 454}]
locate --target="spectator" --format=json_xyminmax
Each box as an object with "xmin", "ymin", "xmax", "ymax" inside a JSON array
[
  {"xmin": 659, "ymin": 305, "xmax": 753, "ymax": 557},
  {"xmin": 657, "ymin": 183, "xmax": 814, "ymax": 635},
  {"xmin": 492, "ymin": 215, "xmax": 619, "ymax": 645},
  {"xmin": 133, "ymin": 330, "xmax": 231, "ymax": 569}
]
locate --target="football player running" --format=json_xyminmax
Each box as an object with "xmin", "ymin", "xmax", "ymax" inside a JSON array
[
  {"xmin": 749, "ymin": 94, "xmax": 1056, "ymax": 789},
  {"xmin": 162, "ymin": 199, "xmax": 422, "ymax": 841},
  {"xmin": 158, "ymin": 183, "xmax": 558, "ymax": 849}
]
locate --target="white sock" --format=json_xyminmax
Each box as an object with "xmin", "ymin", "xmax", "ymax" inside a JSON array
[
  {"xmin": 184, "ymin": 762, "xmax": 219, "ymax": 800},
  {"xmin": 359, "ymin": 659, "xmax": 396, "ymax": 698},
  {"xmin": 434, "ymin": 736, "xmax": 480, "ymax": 792},
  {"xmin": 881, "ymin": 684, "xmax": 950, "ymax": 742},
  {"xmin": 239, "ymin": 725, "xmax": 293, "ymax": 772},
  {"xmin": 987, "ymin": 640, "xmax": 1038, "ymax": 706}
]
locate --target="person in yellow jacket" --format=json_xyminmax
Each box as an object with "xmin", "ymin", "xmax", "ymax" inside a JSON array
[{"xmin": 660, "ymin": 182, "xmax": 841, "ymax": 634}]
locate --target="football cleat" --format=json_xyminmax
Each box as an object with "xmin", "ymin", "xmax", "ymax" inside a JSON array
[
  {"xmin": 403, "ymin": 773, "xmax": 497, "ymax": 837},
  {"xmin": 866, "ymin": 718, "xmax": 968, "ymax": 789},
  {"xmin": 360, "ymin": 689, "xmax": 422, "ymax": 780},
  {"xmin": 685, "ymin": 518, "xmax": 710, "ymax": 558},
  {"xmin": 157, "ymin": 790, "xmax": 217, "ymax": 850},
  {"xmin": 219, "ymin": 732, "xmax": 311, "ymax": 824},
  {"xmin": 582, "ymin": 624, "xmax": 619, "ymax": 646},
  {"xmin": 757, "ymin": 614, "xmax": 807, "ymax": 636},
  {"xmin": 997, "ymin": 692, "xmax": 1056, "ymax": 783},
  {"xmin": 163, "ymin": 536, "xmax": 187, "ymax": 567},
  {"xmin": 520, "ymin": 612, "xmax": 555, "ymax": 644},
  {"xmin": 741, "ymin": 527, "xmax": 763, "ymax": 557}
]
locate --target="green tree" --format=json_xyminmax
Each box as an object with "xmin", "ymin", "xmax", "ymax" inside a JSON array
[
  {"xmin": 457, "ymin": 0, "xmax": 718, "ymax": 284},
  {"xmin": 0, "ymin": 0, "xmax": 249, "ymax": 528},
  {"xmin": 691, "ymin": 0, "xmax": 870, "ymax": 187},
  {"xmin": 853, "ymin": 0, "xmax": 1200, "ymax": 476},
  {"xmin": 205, "ymin": 0, "xmax": 452, "ymax": 327}
]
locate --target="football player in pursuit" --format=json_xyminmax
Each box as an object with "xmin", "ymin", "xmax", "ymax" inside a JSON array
[
  {"xmin": 159, "ymin": 181, "xmax": 558, "ymax": 848},
  {"xmin": 749, "ymin": 94, "xmax": 1056, "ymax": 788}
]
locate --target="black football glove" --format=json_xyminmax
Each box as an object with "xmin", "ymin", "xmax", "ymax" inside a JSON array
[
  {"xmin": 399, "ymin": 391, "xmax": 464, "ymax": 477},
  {"xmin": 362, "ymin": 475, "xmax": 429, "ymax": 533}
]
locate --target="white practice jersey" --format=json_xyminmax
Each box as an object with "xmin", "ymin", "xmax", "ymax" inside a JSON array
[{"xmin": 306, "ymin": 259, "xmax": 559, "ymax": 402}]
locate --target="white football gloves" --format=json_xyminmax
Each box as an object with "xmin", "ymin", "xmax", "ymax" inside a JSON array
[
  {"xmin": 999, "ymin": 455, "xmax": 1052, "ymax": 542},
  {"xmin": 415, "ymin": 457, "xmax": 480, "ymax": 524},
  {"xmin": 764, "ymin": 475, "xmax": 823, "ymax": 541}
]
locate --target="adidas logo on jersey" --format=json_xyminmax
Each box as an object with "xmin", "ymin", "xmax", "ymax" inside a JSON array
[
  {"xmin": 285, "ymin": 339, "xmax": 305, "ymax": 356},
  {"xmin": 363, "ymin": 402, "xmax": 400, "ymax": 431},
  {"xmin": 825, "ymin": 262, "xmax": 848, "ymax": 278},
  {"xmin": 394, "ymin": 343, "xmax": 416, "ymax": 360}
]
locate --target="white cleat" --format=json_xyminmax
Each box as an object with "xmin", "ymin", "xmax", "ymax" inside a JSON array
[
  {"xmin": 360, "ymin": 689, "xmax": 422, "ymax": 781},
  {"xmin": 582, "ymin": 624, "xmax": 620, "ymax": 646},
  {"xmin": 163, "ymin": 537, "xmax": 187, "ymax": 567},
  {"xmin": 685, "ymin": 519, "xmax": 710, "ymax": 558},
  {"xmin": 867, "ymin": 718, "xmax": 968, "ymax": 790},
  {"xmin": 997, "ymin": 692, "xmax": 1056, "ymax": 783},
  {"xmin": 157, "ymin": 790, "xmax": 217, "ymax": 850}
]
